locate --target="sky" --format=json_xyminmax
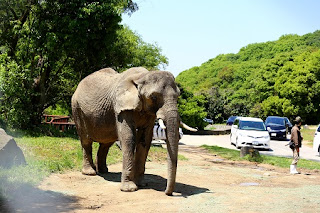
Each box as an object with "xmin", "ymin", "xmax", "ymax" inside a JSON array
[{"xmin": 122, "ymin": 0, "xmax": 320, "ymax": 77}]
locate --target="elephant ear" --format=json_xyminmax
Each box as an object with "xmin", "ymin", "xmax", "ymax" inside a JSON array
[{"xmin": 115, "ymin": 72, "xmax": 145, "ymax": 114}]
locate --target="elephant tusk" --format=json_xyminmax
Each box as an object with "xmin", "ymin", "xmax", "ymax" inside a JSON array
[
  {"xmin": 159, "ymin": 119, "xmax": 166, "ymax": 129},
  {"xmin": 180, "ymin": 121, "xmax": 198, "ymax": 132}
]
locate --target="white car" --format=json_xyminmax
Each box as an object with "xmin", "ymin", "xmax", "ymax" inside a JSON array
[
  {"xmin": 230, "ymin": 117, "xmax": 270, "ymax": 149},
  {"xmin": 153, "ymin": 124, "xmax": 183, "ymax": 140},
  {"xmin": 313, "ymin": 124, "xmax": 320, "ymax": 155}
]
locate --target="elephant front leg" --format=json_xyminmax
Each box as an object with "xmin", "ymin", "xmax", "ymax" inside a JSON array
[
  {"xmin": 117, "ymin": 112, "xmax": 138, "ymax": 192},
  {"xmin": 134, "ymin": 126, "xmax": 153, "ymax": 187}
]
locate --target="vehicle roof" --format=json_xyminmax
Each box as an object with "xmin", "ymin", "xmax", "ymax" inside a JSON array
[
  {"xmin": 236, "ymin": 117, "xmax": 263, "ymax": 122},
  {"xmin": 228, "ymin": 116, "xmax": 237, "ymax": 118},
  {"xmin": 227, "ymin": 116, "xmax": 237, "ymax": 121},
  {"xmin": 266, "ymin": 116, "xmax": 284, "ymax": 119}
]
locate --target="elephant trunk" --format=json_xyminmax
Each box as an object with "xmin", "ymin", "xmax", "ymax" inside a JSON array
[{"xmin": 163, "ymin": 109, "xmax": 179, "ymax": 196}]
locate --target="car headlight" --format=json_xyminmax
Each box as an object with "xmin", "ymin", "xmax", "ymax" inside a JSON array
[
  {"xmin": 263, "ymin": 135, "xmax": 270, "ymax": 139},
  {"xmin": 267, "ymin": 127, "xmax": 271, "ymax": 131},
  {"xmin": 280, "ymin": 129, "xmax": 286, "ymax": 132}
]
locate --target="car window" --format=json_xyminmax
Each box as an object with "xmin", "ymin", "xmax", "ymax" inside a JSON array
[
  {"xmin": 317, "ymin": 125, "xmax": 320, "ymax": 132},
  {"xmin": 233, "ymin": 119, "xmax": 239, "ymax": 126},
  {"xmin": 285, "ymin": 118, "xmax": 292, "ymax": 125},
  {"xmin": 228, "ymin": 116, "xmax": 237, "ymax": 122},
  {"xmin": 266, "ymin": 117, "xmax": 285, "ymax": 125},
  {"xmin": 239, "ymin": 121, "xmax": 266, "ymax": 131}
]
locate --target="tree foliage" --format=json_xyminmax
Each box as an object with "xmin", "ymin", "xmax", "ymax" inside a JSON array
[
  {"xmin": 177, "ymin": 84, "xmax": 207, "ymax": 130},
  {"xmin": 177, "ymin": 30, "xmax": 320, "ymax": 124},
  {"xmin": 0, "ymin": 0, "xmax": 167, "ymax": 129}
]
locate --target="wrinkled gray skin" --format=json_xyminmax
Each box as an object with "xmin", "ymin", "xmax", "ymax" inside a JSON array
[{"xmin": 71, "ymin": 67, "xmax": 180, "ymax": 195}]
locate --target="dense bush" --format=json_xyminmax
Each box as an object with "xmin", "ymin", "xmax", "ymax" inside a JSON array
[
  {"xmin": 177, "ymin": 84, "xmax": 207, "ymax": 130},
  {"xmin": 0, "ymin": 1, "xmax": 167, "ymax": 129},
  {"xmin": 177, "ymin": 30, "xmax": 320, "ymax": 124}
]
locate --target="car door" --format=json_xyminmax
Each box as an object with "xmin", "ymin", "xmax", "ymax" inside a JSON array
[
  {"xmin": 313, "ymin": 125, "xmax": 320, "ymax": 153},
  {"xmin": 231, "ymin": 118, "xmax": 239, "ymax": 143}
]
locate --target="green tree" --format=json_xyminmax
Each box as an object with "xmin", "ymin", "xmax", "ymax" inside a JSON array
[
  {"xmin": 0, "ymin": 0, "xmax": 168, "ymax": 129},
  {"xmin": 111, "ymin": 25, "xmax": 168, "ymax": 71},
  {"xmin": 204, "ymin": 86, "xmax": 226, "ymax": 123},
  {"xmin": 176, "ymin": 30, "xmax": 320, "ymax": 124},
  {"xmin": 177, "ymin": 84, "xmax": 207, "ymax": 130}
]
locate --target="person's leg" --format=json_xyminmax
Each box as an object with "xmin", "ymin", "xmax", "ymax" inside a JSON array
[{"xmin": 290, "ymin": 148, "xmax": 300, "ymax": 174}]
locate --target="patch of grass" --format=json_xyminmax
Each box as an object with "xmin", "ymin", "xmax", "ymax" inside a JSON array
[
  {"xmin": 204, "ymin": 125, "xmax": 215, "ymax": 130},
  {"xmin": 202, "ymin": 145, "xmax": 242, "ymax": 161},
  {"xmin": 178, "ymin": 154, "xmax": 188, "ymax": 161},
  {"xmin": 1, "ymin": 135, "xmax": 185, "ymax": 194},
  {"xmin": 300, "ymin": 128, "xmax": 315, "ymax": 143},
  {"xmin": 147, "ymin": 146, "xmax": 187, "ymax": 162},
  {"xmin": 202, "ymin": 145, "xmax": 320, "ymax": 170}
]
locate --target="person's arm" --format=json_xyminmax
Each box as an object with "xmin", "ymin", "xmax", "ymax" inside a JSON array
[{"xmin": 291, "ymin": 128, "xmax": 299, "ymax": 146}]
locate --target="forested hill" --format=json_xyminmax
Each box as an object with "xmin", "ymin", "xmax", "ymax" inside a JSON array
[{"xmin": 176, "ymin": 30, "xmax": 320, "ymax": 124}]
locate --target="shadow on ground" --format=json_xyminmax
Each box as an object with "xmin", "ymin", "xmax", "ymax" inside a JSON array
[
  {"xmin": 0, "ymin": 177, "xmax": 81, "ymax": 213},
  {"xmin": 99, "ymin": 172, "xmax": 210, "ymax": 197}
]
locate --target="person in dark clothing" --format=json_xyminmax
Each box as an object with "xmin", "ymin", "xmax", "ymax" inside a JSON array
[{"xmin": 290, "ymin": 116, "xmax": 303, "ymax": 174}]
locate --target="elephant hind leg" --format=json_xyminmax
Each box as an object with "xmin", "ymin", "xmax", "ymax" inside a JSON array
[
  {"xmin": 81, "ymin": 139, "xmax": 96, "ymax": 176},
  {"xmin": 96, "ymin": 142, "xmax": 113, "ymax": 174}
]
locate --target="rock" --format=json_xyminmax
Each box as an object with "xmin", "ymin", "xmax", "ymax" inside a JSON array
[
  {"xmin": 240, "ymin": 146, "xmax": 258, "ymax": 157},
  {"xmin": 0, "ymin": 128, "xmax": 26, "ymax": 168},
  {"xmin": 0, "ymin": 128, "xmax": 6, "ymax": 135}
]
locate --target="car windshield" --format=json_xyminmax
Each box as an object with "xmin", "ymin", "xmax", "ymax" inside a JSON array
[
  {"xmin": 266, "ymin": 117, "xmax": 285, "ymax": 126},
  {"xmin": 239, "ymin": 121, "xmax": 266, "ymax": 131},
  {"xmin": 285, "ymin": 118, "xmax": 292, "ymax": 125}
]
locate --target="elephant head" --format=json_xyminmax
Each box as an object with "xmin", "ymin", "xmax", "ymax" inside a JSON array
[{"xmin": 115, "ymin": 68, "xmax": 181, "ymax": 195}]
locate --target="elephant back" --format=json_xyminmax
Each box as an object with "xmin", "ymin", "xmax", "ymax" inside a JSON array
[
  {"xmin": 72, "ymin": 68, "xmax": 120, "ymax": 116},
  {"xmin": 72, "ymin": 67, "xmax": 149, "ymax": 115}
]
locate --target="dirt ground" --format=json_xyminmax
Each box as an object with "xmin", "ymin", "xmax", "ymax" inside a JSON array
[{"xmin": 5, "ymin": 146, "xmax": 320, "ymax": 213}]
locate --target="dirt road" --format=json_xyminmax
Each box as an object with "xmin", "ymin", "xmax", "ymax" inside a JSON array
[{"xmin": 6, "ymin": 145, "xmax": 320, "ymax": 213}]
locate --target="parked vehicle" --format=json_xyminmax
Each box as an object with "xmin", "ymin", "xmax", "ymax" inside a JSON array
[
  {"xmin": 226, "ymin": 116, "xmax": 238, "ymax": 126},
  {"xmin": 230, "ymin": 117, "xmax": 270, "ymax": 149},
  {"xmin": 265, "ymin": 116, "xmax": 288, "ymax": 140},
  {"xmin": 284, "ymin": 117, "xmax": 293, "ymax": 133},
  {"xmin": 153, "ymin": 123, "xmax": 183, "ymax": 140},
  {"xmin": 313, "ymin": 124, "xmax": 320, "ymax": 156},
  {"xmin": 203, "ymin": 118, "xmax": 213, "ymax": 124}
]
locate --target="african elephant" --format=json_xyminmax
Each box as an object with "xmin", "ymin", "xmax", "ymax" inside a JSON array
[{"xmin": 71, "ymin": 67, "xmax": 181, "ymax": 195}]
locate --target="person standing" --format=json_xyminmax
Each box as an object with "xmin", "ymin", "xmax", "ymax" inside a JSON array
[{"xmin": 290, "ymin": 116, "xmax": 303, "ymax": 174}]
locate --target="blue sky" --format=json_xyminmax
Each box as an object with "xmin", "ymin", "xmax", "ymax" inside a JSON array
[{"xmin": 122, "ymin": 0, "xmax": 320, "ymax": 77}]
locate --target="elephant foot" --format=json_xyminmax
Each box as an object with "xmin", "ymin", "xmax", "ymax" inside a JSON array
[
  {"xmin": 137, "ymin": 182, "xmax": 148, "ymax": 187},
  {"xmin": 165, "ymin": 188, "xmax": 173, "ymax": 196},
  {"xmin": 120, "ymin": 181, "xmax": 138, "ymax": 192},
  {"xmin": 136, "ymin": 177, "xmax": 148, "ymax": 187},
  {"xmin": 97, "ymin": 166, "xmax": 108, "ymax": 174},
  {"xmin": 82, "ymin": 166, "xmax": 97, "ymax": 176}
]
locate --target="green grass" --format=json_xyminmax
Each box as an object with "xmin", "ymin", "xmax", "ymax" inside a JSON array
[
  {"xmin": 0, "ymin": 134, "xmax": 187, "ymax": 197},
  {"xmin": 202, "ymin": 145, "xmax": 320, "ymax": 170},
  {"xmin": 300, "ymin": 128, "xmax": 316, "ymax": 143},
  {"xmin": 204, "ymin": 125, "xmax": 215, "ymax": 130}
]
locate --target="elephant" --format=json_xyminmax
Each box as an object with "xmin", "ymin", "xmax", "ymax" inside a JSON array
[{"xmin": 71, "ymin": 67, "xmax": 182, "ymax": 195}]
